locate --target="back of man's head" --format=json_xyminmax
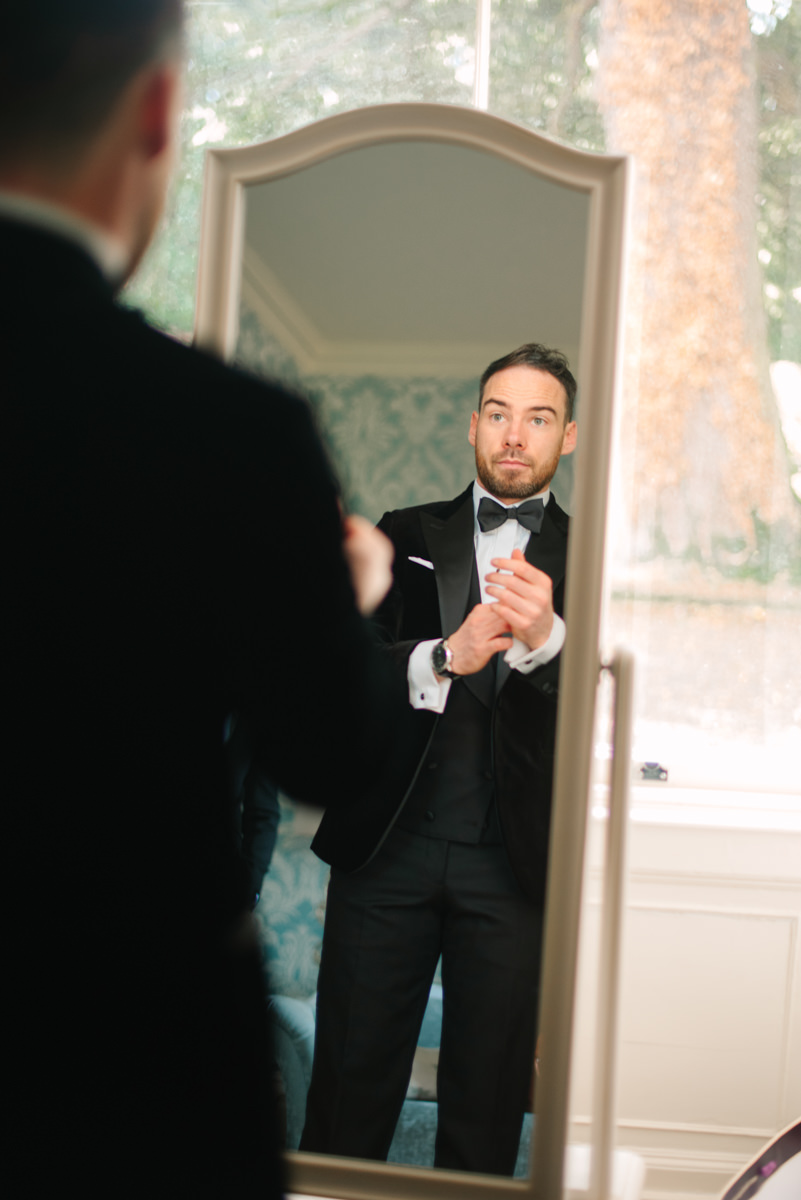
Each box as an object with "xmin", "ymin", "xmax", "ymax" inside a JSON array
[{"xmin": 0, "ymin": 0, "xmax": 184, "ymax": 173}]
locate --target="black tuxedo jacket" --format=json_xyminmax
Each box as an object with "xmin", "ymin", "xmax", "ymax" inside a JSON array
[
  {"xmin": 312, "ymin": 483, "xmax": 569, "ymax": 905},
  {"xmin": 1, "ymin": 217, "xmax": 407, "ymax": 1191}
]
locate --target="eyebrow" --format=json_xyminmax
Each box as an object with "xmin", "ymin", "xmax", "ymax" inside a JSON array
[{"xmin": 482, "ymin": 398, "xmax": 559, "ymax": 417}]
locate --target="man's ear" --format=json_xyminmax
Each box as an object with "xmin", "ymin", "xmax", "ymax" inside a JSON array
[
  {"xmin": 561, "ymin": 420, "xmax": 578, "ymax": 456},
  {"xmin": 137, "ymin": 63, "xmax": 179, "ymax": 161},
  {"xmin": 468, "ymin": 410, "xmax": 479, "ymax": 446}
]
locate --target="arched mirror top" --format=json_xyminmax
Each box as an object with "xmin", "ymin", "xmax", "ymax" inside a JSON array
[
  {"xmin": 196, "ymin": 99, "xmax": 622, "ymax": 197},
  {"xmin": 194, "ymin": 102, "xmax": 628, "ymax": 371}
]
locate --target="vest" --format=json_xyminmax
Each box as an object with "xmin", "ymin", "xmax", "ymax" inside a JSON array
[{"xmin": 395, "ymin": 559, "xmax": 502, "ymax": 845}]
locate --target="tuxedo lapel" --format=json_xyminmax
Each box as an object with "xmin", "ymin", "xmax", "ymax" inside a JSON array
[
  {"xmin": 421, "ymin": 488, "xmax": 498, "ymax": 709},
  {"xmin": 523, "ymin": 497, "xmax": 568, "ymax": 588},
  {"xmin": 420, "ymin": 489, "xmax": 475, "ymax": 641}
]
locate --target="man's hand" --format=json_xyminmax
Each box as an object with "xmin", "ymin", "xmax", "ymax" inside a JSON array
[
  {"xmin": 445, "ymin": 603, "xmax": 513, "ymax": 676},
  {"xmin": 484, "ymin": 548, "xmax": 554, "ymax": 651},
  {"xmin": 342, "ymin": 514, "xmax": 394, "ymax": 615}
]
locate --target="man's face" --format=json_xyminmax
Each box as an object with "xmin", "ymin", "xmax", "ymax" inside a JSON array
[{"xmin": 468, "ymin": 365, "xmax": 577, "ymax": 501}]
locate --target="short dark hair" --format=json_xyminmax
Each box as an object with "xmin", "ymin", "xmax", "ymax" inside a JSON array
[
  {"xmin": 479, "ymin": 343, "xmax": 577, "ymax": 423},
  {"xmin": 0, "ymin": 1, "xmax": 184, "ymax": 168}
]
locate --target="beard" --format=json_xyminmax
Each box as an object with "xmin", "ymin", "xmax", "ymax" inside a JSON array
[{"xmin": 475, "ymin": 445, "xmax": 561, "ymax": 501}]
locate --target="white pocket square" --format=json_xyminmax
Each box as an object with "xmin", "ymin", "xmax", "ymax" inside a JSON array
[{"xmin": 408, "ymin": 556, "xmax": 434, "ymax": 570}]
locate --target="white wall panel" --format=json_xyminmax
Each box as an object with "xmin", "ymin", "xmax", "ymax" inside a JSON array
[{"xmin": 569, "ymin": 817, "xmax": 801, "ymax": 1198}]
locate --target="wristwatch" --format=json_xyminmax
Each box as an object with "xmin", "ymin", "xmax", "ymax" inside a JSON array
[{"xmin": 431, "ymin": 638, "xmax": 457, "ymax": 679}]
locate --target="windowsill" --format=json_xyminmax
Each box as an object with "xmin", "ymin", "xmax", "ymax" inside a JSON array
[{"xmin": 592, "ymin": 784, "xmax": 801, "ymax": 832}]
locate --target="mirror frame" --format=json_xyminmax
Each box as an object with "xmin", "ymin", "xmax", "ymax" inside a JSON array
[{"xmin": 194, "ymin": 102, "xmax": 631, "ymax": 1200}]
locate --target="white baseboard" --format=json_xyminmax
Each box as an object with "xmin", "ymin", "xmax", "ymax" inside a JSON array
[
  {"xmin": 635, "ymin": 1146, "xmax": 744, "ymax": 1199},
  {"xmin": 641, "ymin": 1192, "xmax": 720, "ymax": 1200},
  {"xmin": 568, "ymin": 1120, "xmax": 767, "ymax": 1200}
]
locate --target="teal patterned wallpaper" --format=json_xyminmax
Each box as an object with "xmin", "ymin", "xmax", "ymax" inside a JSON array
[
  {"xmin": 306, "ymin": 375, "xmax": 481, "ymax": 523},
  {"xmin": 236, "ymin": 303, "xmax": 477, "ymax": 523},
  {"xmin": 235, "ymin": 302, "xmax": 574, "ymax": 522}
]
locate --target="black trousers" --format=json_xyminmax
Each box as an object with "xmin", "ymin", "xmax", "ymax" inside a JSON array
[{"xmin": 300, "ymin": 826, "xmax": 543, "ymax": 1175}]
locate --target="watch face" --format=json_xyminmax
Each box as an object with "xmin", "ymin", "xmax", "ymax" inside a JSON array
[{"xmin": 432, "ymin": 641, "xmax": 450, "ymax": 674}]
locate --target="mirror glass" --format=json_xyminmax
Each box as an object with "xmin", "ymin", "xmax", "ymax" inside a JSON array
[
  {"xmin": 233, "ymin": 137, "xmax": 588, "ymax": 1179},
  {"xmin": 194, "ymin": 103, "xmax": 629, "ymax": 1200}
]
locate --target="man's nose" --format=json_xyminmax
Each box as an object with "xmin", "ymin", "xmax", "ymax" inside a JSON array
[{"xmin": 504, "ymin": 422, "xmax": 525, "ymax": 446}]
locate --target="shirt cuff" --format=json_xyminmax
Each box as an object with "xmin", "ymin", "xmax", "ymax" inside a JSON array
[
  {"xmin": 408, "ymin": 639, "xmax": 452, "ymax": 712},
  {"xmin": 504, "ymin": 614, "xmax": 566, "ymax": 674}
]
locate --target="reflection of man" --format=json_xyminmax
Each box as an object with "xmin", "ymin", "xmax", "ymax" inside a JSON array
[
  {"xmin": 302, "ymin": 344, "xmax": 578, "ymax": 1175},
  {"xmin": 2, "ymin": 3, "xmax": 405, "ymax": 1194}
]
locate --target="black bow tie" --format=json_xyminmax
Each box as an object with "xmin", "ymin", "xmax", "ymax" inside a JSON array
[{"xmin": 477, "ymin": 496, "xmax": 546, "ymax": 534}]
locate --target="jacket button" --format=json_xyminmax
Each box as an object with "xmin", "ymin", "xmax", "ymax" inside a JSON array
[
  {"xmin": 428, "ymin": 762, "xmax": 438, "ymax": 771},
  {"xmin": 425, "ymin": 810, "xmax": 435, "ymax": 821},
  {"xmin": 483, "ymin": 770, "xmax": 493, "ymax": 781}
]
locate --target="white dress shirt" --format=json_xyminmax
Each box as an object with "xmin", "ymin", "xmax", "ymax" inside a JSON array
[{"xmin": 408, "ymin": 481, "xmax": 566, "ymax": 712}]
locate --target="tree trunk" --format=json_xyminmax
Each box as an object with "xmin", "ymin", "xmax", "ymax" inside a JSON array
[{"xmin": 597, "ymin": 0, "xmax": 797, "ymax": 574}]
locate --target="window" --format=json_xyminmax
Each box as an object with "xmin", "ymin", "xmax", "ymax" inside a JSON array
[{"xmin": 127, "ymin": 0, "xmax": 800, "ymax": 813}]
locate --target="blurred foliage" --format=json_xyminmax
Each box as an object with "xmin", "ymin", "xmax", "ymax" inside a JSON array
[
  {"xmin": 124, "ymin": 0, "xmax": 799, "ymax": 367},
  {"xmin": 124, "ymin": 0, "xmax": 476, "ymax": 334},
  {"xmin": 490, "ymin": 0, "xmax": 604, "ymax": 150},
  {"xmin": 753, "ymin": 0, "xmax": 801, "ymax": 361}
]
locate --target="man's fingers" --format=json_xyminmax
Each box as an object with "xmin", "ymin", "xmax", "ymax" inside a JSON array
[
  {"xmin": 489, "ymin": 583, "xmax": 547, "ymax": 623},
  {"xmin": 341, "ymin": 514, "xmax": 394, "ymax": 614},
  {"xmin": 448, "ymin": 601, "xmax": 516, "ymax": 674},
  {"xmin": 486, "ymin": 557, "xmax": 552, "ymax": 603},
  {"xmin": 486, "ymin": 587, "xmax": 530, "ymax": 615},
  {"xmin": 467, "ymin": 602, "xmax": 513, "ymax": 632},
  {"xmin": 489, "ymin": 600, "xmax": 535, "ymax": 634},
  {"xmin": 485, "ymin": 572, "xmax": 535, "ymax": 599},
  {"xmin": 489, "ymin": 555, "xmax": 547, "ymax": 580},
  {"xmin": 490, "ymin": 601, "xmax": 526, "ymax": 630},
  {"xmin": 485, "ymin": 577, "xmax": 552, "ymax": 615}
]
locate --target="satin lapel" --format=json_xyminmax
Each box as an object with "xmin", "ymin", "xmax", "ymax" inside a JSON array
[
  {"xmin": 496, "ymin": 499, "xmax": 568, "ymax": 695},
  {"xmin": 523, "ymin": 500, "xmax": 567, "ymax": 587},
  {"xmin": 420, "ymin": 491, "xmax": 475, "ymax": 641}
]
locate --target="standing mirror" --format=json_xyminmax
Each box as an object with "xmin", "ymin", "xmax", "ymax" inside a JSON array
[{"xmin": 195, "ymin": 103, "xmax": 630, "ymax": 1200}]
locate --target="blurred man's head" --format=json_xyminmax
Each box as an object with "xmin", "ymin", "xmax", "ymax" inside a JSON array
[{"xmin": 0, "ymin": 1, "xmax": 185, "ymax": 280}]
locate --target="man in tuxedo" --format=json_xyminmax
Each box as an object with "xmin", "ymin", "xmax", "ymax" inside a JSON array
[
  {"xmin": 1, "ymin": 2, "xmax": 408, "ymax": 1193},
  {"xmin": 301, "ymin": 343, "xmax": 577, "ymax": 1176}
]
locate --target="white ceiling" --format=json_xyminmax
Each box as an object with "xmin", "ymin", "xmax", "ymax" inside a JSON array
[{"xmin": 242, "ymin": 139, "xmax": 589, "ymax": 378}]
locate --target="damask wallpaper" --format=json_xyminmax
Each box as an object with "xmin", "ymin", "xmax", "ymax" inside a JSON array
[{"xmin": 236, "ymin": 303, "xmax": 478, "ymax": 522}]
